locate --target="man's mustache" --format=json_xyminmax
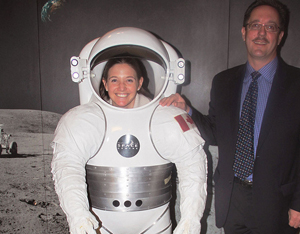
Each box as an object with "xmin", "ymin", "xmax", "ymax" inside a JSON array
[{"xmin": 252, "ymin": 37, "xmax": 269, "ymax": 44}]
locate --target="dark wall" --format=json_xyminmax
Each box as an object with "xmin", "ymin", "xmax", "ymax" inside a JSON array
[
  {"xmin": 0, "ymin": 1, "xmax": 40, "ymax": 110},
  {"xmin": 1, "ymin": 0, "xmax": 299, "ymax": 114}
]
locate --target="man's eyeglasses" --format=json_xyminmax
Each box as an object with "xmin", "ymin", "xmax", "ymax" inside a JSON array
[{"xmin": 246, "ymin": 22, "xmax": 280, "ymax": 33}]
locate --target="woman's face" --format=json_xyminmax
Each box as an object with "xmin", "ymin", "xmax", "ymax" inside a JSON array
[{"xmin": 102, "ymin": 63, "xmax": 143, "ymax": 108}]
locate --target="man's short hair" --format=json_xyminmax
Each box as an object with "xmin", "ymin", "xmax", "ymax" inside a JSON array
[{"xmin": 243, "ymin": 0, "xmax": 289, "ymax": 32}]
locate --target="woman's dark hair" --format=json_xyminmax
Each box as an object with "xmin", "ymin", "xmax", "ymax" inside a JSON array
[
  {"xmin": 99, "ymin": 57, "xmax": 147, "ymax": 100},
  {"xmin": 243, "ymin": 0, "xmax": 289, "ymax": 32}
]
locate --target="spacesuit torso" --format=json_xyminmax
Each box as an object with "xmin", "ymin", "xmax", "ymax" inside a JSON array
[{"xmin": 87, "ymin": 97, "xmax": 173, "ymax": 234}]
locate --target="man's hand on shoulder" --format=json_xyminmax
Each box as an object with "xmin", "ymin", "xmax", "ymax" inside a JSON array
[{"xmin": 159, "ymin": 93, "xmax": 190, "ymax": 113}]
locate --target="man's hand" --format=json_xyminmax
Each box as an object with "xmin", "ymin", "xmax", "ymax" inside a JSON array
[
  {"xmin": 288, "ymin": 209, "xmax": 300, "ymax": 228},
  {"xmin": 159, "ymin": 93, "xmax": 190, "ymax": 113}
]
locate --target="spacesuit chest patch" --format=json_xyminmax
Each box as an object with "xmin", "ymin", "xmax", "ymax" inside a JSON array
[
  {"xmin": 174, "ymin": 113, "xmax": 195, "ymax": 132},
  {"xmin": 117, "ymin": 134, "xmax": 140, "ymax": 158}
]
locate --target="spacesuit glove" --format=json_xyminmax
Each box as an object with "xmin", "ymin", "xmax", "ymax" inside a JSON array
[
  {"xmin": 173, "ymin": 218, "xmax": 200, "ymax": 234},
  {"xmin": 69, "ymin": 211, "xmax": 99, "ymax": 234}
]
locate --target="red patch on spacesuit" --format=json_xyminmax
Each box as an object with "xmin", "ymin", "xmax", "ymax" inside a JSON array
[
  {"xmin": 186, "ymin": 115, "xmax": 194, "ymax": 125},
  {"xmin": 174, "ymin": 114, "xmax": 194, "ymax": 132}
]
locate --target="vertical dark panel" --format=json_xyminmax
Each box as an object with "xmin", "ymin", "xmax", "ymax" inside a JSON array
[
  {"xmin": 279, "ymin": 1, "xmax": 300, "ymax": 67},
  {"xmin": 227, "ymin": 0, "xmax": 252, "ymax": 68},
  {"xmin": 180, "ymin": 0, "xmax": 230, "ymax": 114},
  {"xmin": 0, "ymin": 0, "xmax": 40, "ymax": 109}
]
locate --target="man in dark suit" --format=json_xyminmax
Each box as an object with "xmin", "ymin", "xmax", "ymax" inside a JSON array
[{"xmin": 160, "ymin": 1, "xmax": 300, "ymax": 233}]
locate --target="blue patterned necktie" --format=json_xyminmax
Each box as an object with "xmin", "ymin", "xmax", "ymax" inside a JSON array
[{"xmin": 233, "ymin": 71, "xmax": 261, "ymax": 180}]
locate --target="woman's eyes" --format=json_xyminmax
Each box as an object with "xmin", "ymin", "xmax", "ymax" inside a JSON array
[{"xmin": 109, "ymin": 78, "xmax": 136, "ymax": 84}]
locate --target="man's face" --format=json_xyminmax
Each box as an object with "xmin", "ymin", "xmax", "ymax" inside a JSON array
[{"xmin": 241, "ymin": 5, "xmax": 284, "ymax": 65}]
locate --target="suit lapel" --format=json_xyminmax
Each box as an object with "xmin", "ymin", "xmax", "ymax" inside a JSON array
[
  {"xmin": 229, "ymin": 66, "xmax": 246, "ymax": 142},
  {"xmin": 257, "ymin": 60, "xmax": 288, "ymax": 153}
]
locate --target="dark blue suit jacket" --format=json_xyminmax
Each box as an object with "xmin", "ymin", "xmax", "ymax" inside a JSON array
[{"xmin": 192, "ymin": 58, "xmax": 300, "ymax": 234}]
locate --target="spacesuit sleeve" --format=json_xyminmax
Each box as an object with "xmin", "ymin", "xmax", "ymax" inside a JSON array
[
  {"xmin": 151, "ymin": 105, "xmax": 207, "ymax": 234},
  {"xmin": 51, "ymin": 103, "xmax": 105, "ymax": 234}
]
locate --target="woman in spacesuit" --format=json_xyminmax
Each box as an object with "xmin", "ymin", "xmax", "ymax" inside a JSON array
[{"xmin": 51, "ymin": 27, "xmax": 207, "ymax": 234}]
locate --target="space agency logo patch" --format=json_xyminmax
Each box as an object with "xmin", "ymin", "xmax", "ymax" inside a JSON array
[{"xmin": 117, "ymin": 135, "xmax": 140, "ymax": 158}]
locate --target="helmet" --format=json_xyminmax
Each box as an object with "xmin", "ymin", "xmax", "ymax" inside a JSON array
[{"xmin": 70, "ymin": 27, "xmax": 185, "ymax": 107}]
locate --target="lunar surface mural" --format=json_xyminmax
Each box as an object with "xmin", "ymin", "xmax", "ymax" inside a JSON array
[{"xmin": 0, "ymin": 109, "xmax": 69, "ymax": 234}]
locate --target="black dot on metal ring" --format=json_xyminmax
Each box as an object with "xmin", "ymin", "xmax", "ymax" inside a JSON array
[
  {"xmin": 124, "ymin": 200, "xmax": 131, "ymax": 207},
  {"xmin": 112, "ymin": 200, "xmax": 120, "ymax": 207},
  {"xmin": 135, "ymin": 200, "xmax": 143, "ymax": 207}
]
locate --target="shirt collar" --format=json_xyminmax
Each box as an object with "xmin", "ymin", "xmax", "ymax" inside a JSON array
[{"xmin": 245, "ymin": 57, "xmax": 278, "ymax": 83}]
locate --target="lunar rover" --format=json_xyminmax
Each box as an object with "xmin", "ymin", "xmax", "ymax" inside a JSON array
[{"xmin": 0, "ymin": 124, "xmax": 17, "ymax": 155}]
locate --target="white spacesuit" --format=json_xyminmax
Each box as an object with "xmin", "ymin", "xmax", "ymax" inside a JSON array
[{"xmin": 51, "ymin": 27, "xmax": 207, "ymax": 234}]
